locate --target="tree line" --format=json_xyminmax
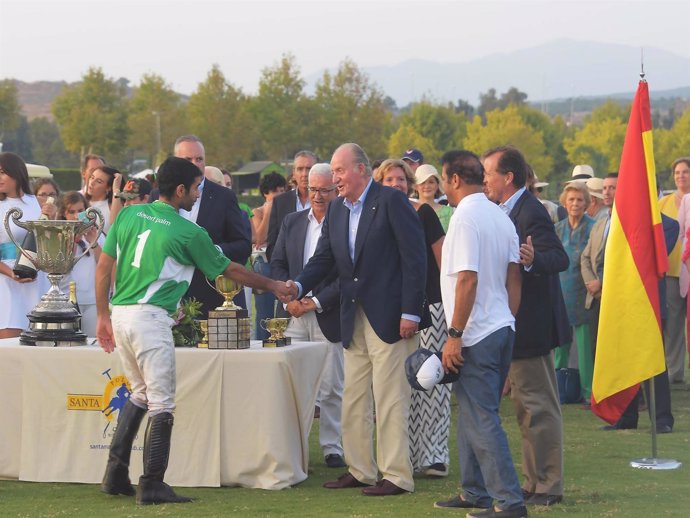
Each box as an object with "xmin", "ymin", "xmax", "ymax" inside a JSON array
[{"xmin": 1, "ymin": 54, "xmax": 689, "ymax": 192}]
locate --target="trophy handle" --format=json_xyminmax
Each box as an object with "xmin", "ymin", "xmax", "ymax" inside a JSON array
[
  {"xmin": 205, "ymin": 276, "xmax": 217, "ymax": 291},
  {"xmin": 260, "ymin": 318, "xmax": 269, "ymax": 331},
  {"xmin": 2, "ymin": 207, "xmax": 36, "ymax": 266},
  {"xmin": 72, "ymin": 207, "xmax": 105, "ymax": 266}
]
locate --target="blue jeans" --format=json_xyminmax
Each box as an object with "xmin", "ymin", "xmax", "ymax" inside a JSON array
[
  {"xmin": 454, "ymin": 326, "xmax": 523, "ymax": 510},
  {"xmin": 252, "ymin": 256, "xmax": 276, "ymax": 340}
]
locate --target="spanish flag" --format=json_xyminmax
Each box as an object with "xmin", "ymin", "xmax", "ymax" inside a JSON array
[{"xmin": 591, "ymin": 80, "xmax": 668, "ymax": 424}]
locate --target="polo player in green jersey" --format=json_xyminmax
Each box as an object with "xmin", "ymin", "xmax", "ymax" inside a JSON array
[{"xmin": 96, "ymin": 157, "xmax": 295, "ymax": 505}]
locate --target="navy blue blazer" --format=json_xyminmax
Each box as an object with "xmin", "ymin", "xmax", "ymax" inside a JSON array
[
  {"xmin": 270, "ymin": 209, "xmax": 341, "ymax": 343},
  {"xmin": 150, "ymin": 180, "xmax": 251, "ymax": 317},
  {"xmin": 509, "ymin": 190, "xmax": 571, "ymax": 359},
  {"xmin": 295, "ymin": 181, "xmax": 427, "ymax": 348},
  {"xmin": 267, "ymin": 189, "xmax": 299, "ymax": 261}
]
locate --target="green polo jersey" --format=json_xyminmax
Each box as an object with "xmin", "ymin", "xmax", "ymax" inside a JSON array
[{"xmin": 103, "ymin": 201, "xmax": 231, "ymax": 313}]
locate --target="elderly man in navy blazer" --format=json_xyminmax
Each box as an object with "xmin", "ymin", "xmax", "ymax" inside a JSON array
[
  {"xmin": 290, "ymin": 143, "xmax": 427, "ymax": 496},
  {"xmin": 271, "ymin": 163, "xmax": 345, "ymax": 469}
]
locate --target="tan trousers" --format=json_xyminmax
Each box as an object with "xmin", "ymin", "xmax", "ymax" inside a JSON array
[
  {"xmin": 508, "ymin": 353, "xmax": 564, "ymax": 496},
  {"xmin": 342, "ymin": 305, "xmax": 418, "ymax": 492}
]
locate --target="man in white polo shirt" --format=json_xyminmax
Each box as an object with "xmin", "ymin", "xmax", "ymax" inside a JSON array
[{"xmin": 434, "ymin": 150, "xmax": 526, "ymax": 518}]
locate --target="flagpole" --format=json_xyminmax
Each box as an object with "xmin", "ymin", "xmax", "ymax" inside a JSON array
[
  {"xmin": 648, "ymin": 378, "xmax": 657, "ymax": 458},
  {"xmin": 630, "ymin": 376, "xmax": 680, "ymax": 470}
]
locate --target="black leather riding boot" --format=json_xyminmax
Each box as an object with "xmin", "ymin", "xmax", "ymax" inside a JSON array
[
  {"xmin": 101, "ymin": 400, "xmax": 146, "ymax": 496},
  {"xmin": 136, "ymin": 412, "xmax": 192, "ymax": 505}
]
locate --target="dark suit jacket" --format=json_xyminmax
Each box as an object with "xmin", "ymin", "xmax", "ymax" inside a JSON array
[
  {"xmin": 295, "ymin": 181, "xmax": 427, "ymax": 347},
  {"xmin": 509, "ymin": 190, "xmax": 571, "ymax": 359},
  {"xmin": 270, "ymin": 209, "xmax": 341, "ymax": 343},
  {"xmin": 150, "ymin": 181, "xmax": 251, "ymax": 317},
  {"xmin": 267, "ymin": 189, "xmax": 300, "ymax": 261}
]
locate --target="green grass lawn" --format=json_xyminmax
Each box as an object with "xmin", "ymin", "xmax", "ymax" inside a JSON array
[{"xmin": 1, "ymin": 381, "xmax": 688, "ymax": 517}]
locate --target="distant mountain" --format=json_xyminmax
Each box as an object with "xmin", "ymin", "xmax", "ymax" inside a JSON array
[
  {"xmin": 12, "ymin": 40, "xmax": 690, "ymax": 122},
  {"xmin": 306, "ymin": 39, "xmax": 690, "ymax": 107},
  {"xmin": 13, "ymin": 80, "xmax": 68, "ymax": 120}
]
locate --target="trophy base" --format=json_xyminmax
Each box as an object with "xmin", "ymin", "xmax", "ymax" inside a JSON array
[
  {"xmin": 21, "ymin": 305, "xmax": 86, "ymax": 347},
  {"xmin": 21, "ymin": 312, "xmax": 86, "ymax": 347},
  {"xmin": 263, "ymin": 338, "xmax": 288, "ymax": 348},
  {"xmin": 207, "ymin": 315, "xmax": 250, "ymax": 349}
]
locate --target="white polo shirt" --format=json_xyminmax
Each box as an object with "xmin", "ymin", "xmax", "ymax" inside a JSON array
[{"xmin": 441, "ymin": 192, "xmax": 520, "ymax": 347}]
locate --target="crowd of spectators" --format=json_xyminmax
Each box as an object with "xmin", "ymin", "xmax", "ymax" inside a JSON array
[{"xmin": 2, "ymin": 140, "xmax": 688, "ymax": 515}]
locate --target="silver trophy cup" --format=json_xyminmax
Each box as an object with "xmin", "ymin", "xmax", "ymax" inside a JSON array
[{"xmin": 4, "ymin": 207, "xmax": 104, "ymax": 346}]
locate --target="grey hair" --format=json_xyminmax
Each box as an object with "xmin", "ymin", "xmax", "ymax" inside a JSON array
[
  {"xmin": 174, "ymin": 135, "xmax": 204, "ymax": 154},
  {"xmin": 309, "ymin": 163, "xmax": 333, "ymax": 181},
  {"xmin": 335, "ymin": 143, "xmax": 371, "ymax": 176},
  {"xmin": 294, "ymin": 150, "xmax": 318, "ymax": 163}
]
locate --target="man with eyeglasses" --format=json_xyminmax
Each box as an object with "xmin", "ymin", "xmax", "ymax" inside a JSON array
[{"xmin": 271, "ymin": 163, "xmax": 345, "ymax": 469}]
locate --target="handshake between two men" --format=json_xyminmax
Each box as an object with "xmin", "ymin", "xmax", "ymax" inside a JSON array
[{"xmin": 222, "ymin": 263, "xmax": 299, "ymax": 304}]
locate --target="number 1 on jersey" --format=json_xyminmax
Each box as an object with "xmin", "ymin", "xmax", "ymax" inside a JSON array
[{"xmin": 131, "ymin": 229, "xmax": 151, "ymax": 268}]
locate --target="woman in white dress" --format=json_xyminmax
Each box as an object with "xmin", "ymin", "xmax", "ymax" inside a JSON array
[
  {"xmin": 85, "ymin": 165, "xmax": 118, "ymax": 234},
  {"xmin": 0, "ymin": 152, "xmax": 43, "ymax": 338},
  {"xmin": 57, "ymin": 191, "xmax": 104, "ymax": 337}
]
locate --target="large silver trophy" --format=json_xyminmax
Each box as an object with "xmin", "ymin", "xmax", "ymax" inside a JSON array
[{"xmin": 4, "ymin": 207, "xmax": 104, "ymax": 346}]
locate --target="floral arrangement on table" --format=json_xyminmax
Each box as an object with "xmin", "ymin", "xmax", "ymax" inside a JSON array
[{"xmin": 171, "ymin": 298, "xmax": 203, "ymax": 347}]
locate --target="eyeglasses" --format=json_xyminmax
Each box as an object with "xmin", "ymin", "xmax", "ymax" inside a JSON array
[{"xmin": 308, "ymin": 186, "xmax": 337, "ymax": 195}]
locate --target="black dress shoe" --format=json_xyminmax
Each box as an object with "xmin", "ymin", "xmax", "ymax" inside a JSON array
[
  {"xmin": 325, "ymin": 454, "xmax": 346, "ymax": 468},
  {"xmin": 434, "ymin": 495, "xmax": 491, "ymax": 509},
  {"xmin": 361, "ymin": 479, "xmax": 408, "ymax": 496},
  {"xmin": 466, "ymin": 506, "xmax": 528, "ymax": 518},
  {"xmin": 323, "ymin": 472, "xmax": 370, "ymax": 489},
  {"xmin": 526, "ymin": 492, "xmax": 563, "ymax": 506},
  {"xmin": 601, "ymin": 422, "xmax": 637, "ymax": 431},
  {"xmin": 314, "ymin": 405, "xmax": 320, "ymax": 419},
  {"xmin": 656, "ymin": 424, "xmax": 672, "ymax": 434}
]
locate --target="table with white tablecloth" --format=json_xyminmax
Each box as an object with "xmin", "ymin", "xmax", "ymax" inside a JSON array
[{"xmin": 0, "ymin": 339, "xmax": 326, "ymax": 489}]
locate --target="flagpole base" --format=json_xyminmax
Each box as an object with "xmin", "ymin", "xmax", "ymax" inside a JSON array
[{"xmin": 630, "ymin": 458, "xmax": 682, "ymax": 470}]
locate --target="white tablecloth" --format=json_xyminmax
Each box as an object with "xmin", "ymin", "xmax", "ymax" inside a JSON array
[{"xmin": 0, "ymin": 339, "xmax": 326, "ymax": 489}]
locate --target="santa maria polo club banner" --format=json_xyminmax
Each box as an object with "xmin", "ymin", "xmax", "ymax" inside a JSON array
[{"xmin": 16, "ymin": 346, "xmax": 222, "ymax": 486}]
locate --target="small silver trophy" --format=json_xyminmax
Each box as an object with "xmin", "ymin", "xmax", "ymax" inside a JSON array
[{"xmin": 4, "ymin": 207, "xmax": 104, "ymax": 346}]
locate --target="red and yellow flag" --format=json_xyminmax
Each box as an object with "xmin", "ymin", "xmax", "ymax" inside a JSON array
[{"xmin": 591, "ymin": 80, "xmax": 668, "ymax": 424}]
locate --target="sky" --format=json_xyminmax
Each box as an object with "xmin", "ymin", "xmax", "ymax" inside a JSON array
[{"xmin": 1, "ymin": 0, "xmax": 689, "ymax": 96}]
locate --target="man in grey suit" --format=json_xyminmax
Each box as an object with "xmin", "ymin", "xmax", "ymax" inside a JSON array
[
  {"xmin": 271, "ymin": 163, "xmax": 345, "ymax": 468},
  {"xmin": 581, "ymin": 173, "xmax": 618, "ymax": 310},
  {"xmin": 266, "ymin": 150, "xmax": 318, "ymax": 260}
]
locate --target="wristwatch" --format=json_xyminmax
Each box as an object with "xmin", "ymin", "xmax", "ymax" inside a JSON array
[{"xmin": 448, "ymin": 327, "xmax": 463, "ymax": 338}]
